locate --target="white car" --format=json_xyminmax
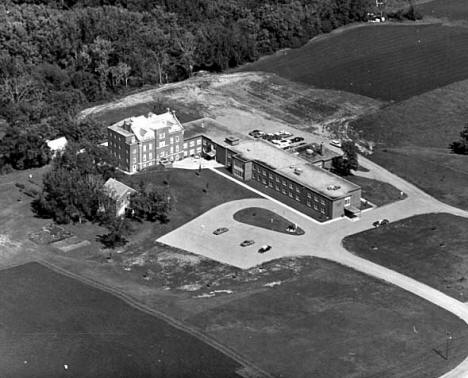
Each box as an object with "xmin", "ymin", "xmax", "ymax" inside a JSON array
[{"xmin": 329, "ymin": 140, "xmax": 342, "ymax": 148}]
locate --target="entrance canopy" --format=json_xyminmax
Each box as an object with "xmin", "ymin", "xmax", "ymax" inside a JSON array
[
  {"xmin": 203, "ymin": 149, "xmax": 216, "ymax": 159},
  {"xmin": 345, "ymin": 206, "xmax": 361, "ymax": 216}
]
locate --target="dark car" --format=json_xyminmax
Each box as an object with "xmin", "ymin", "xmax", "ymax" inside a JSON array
[
  {"xmin": 240, "ymin": 240, "xmax": 255, "ymax": 247},
  {"xmin": 258, "ymin": 245, "xmax": 272, "ymax": 254},
  {"xmin": 213, "ymin": 227, "xmax": 229, "ymax": 235},
  {"xmin": 373, "ymin": 219, "xmax": 389, "ymax": 228},
  {"xmin": 249, "ymin": 130, "xmax": 264, "ymax": 138},
  {"xmin": 290, "ymin": 137, "xmax": 304, "ymax": 143}
]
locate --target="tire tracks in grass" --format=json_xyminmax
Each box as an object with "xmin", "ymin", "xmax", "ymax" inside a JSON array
[{"xmin": 33, "ymin": 258, "xmax": 273, "ymax": 378}]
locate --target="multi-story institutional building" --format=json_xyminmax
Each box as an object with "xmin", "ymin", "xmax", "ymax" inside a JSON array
[
  {"xmin": 108, "ymin": 113, "xmax": 362, "ymax": 220},
  {"xmin": 108, "ymin": 110, "xmax": 186, "ymax": 173},
  {"xmin": 182, "ymin": 119, "xmax": 361, "ymax": 220}
]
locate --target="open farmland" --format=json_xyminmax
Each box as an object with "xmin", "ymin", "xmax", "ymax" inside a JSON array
[
  {"xmin": 418, "ymin": 0, "xmax": 468, "ymax": 22},
  {"xmin": 350, "ymin": 79, "xmax": 468, "ymax": 209},
  {"xmin": 238, "ymin": 23, "xmax": 468, "ymax": 101},
  {"xmin": 0, "ymin": 262, "xmax": 242, "ymax": 378},
  {"xmin": 30, "ymin": 248, "xmax": 468, "ymax": 378}
]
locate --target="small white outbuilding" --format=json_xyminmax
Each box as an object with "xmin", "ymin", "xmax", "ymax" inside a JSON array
[{"xmin": 46, "ymin": 136, "xmax": 68, "ymax": 157}]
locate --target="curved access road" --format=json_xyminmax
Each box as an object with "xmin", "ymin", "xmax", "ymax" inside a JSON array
[{"xmin": 159, "ymin": 154, "xmax": 468, "ymax": 377}]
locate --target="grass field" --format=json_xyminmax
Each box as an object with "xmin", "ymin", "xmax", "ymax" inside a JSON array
[
  {"xmin": 0, "ymin": 262, "xmax": 241, "ymax": 377},
  {"xmin": 418, "ymin": 0, "xmax": 468, "ymax": 21},
  {"xmin": 233, "ymin": 207, "xmax": 305, "ymax": 235},
  {"xmin": 121, "ymin": 168, "xmax": 260, "ymax": 242},
  {"xmin": 239, "ymin": 23, "xmax": 468, "ymax": 101},
  {"xmin": 345, "ymin": 175, "xmax": 406, "ymax": 206},
  {"xmin": 39, "ymin": 247, "xmax": 468, "ymax": 378},
  {"xmin": 185, "ymin": 257, "xmax": 468, "ymax": 378},
  {"xmin": 343, "ymin": 213, "xmax": 468, "ymax": 300},
  {"xmin": 350, "ymin": 79, "xmax": 468, "ymax": 209}
]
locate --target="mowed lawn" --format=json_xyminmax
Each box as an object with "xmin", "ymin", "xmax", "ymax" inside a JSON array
[
  {"xmin": 343, "ymin": 213, "xmax": 468, "ymax": 300},
  {"xmin": 351, "ymin": 79, "xmax": 468, "ymax": 209},
  {"xmin": 187, "ymin": 257, "xmax": 468, "ymax": 378},
  {"xmin": 233, "ymin": 207, "xmax": 305, "ymax": 235},
  {"xmin": 121, "ymin": 168, "xmax": 260, "ymax": 240},
  {"xmin": 239, "ymin": 23, "xmax": 468, "ymax": 101},
  {"xmin": 344, "ymin": 175, "xmax": 405, "ymax": 207},
  {"xmin": 0, "ymin": 262, "xmax": 241, "ymax": 377}
]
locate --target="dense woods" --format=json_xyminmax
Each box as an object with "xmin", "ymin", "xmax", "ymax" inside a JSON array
[{"xmin": 0, "ymin": 0, "xmax": 374, "ymax": 171}]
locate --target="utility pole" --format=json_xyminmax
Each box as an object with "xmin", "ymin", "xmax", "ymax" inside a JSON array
[{"xmin": 446, "ymin": 331, "xmax": 453, "ymax": 359}]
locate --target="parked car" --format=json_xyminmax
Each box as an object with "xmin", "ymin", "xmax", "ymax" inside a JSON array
[
  {"xmin": 329, "ymin": 139, "xmax": 342, "ymax": 148},
  {"xmin": 213, "ymin": 227, "xmax": 229, "ymax": 235},
  {"xmin": 290, "ymin": 137, "xmax": 304, "ymax": 143},
  {"xmin": 258, "ymin": 245, "xmax": 272, "ymax": 254},
  {"xmin": 240, "ymin": 240, "xmax": 255, "ymax": 247},
  {"xmin": 373, "ymin": 219, "xmax": 389, "ymax": 228},
  {"xmin": 278, "ymin": 130, "xmax": 292, "ymax": 137},
  {"xmin": 160, "ymin": 158, "xmax": 171, "ymax": 167},
  {"xmin": 249, "ymin": 130, "xmax": 264, "ymax": 138}
]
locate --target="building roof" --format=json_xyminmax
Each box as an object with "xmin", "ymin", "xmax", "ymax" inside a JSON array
[
  {"xmin": 103, "ymin": 178, "xmax": 136, "ymax": 201},
  {"xmin": 232, "ymin": 140, "xmax": 359, "ymax": 198},
  {"xmin": 109, "ymin": 111, "xmax": 183, "ymax": 142},
  {"xmin": 46, "ymin": 136, "xmax": 68, "ymax": 151},
  {"xmin": 183, "ymin": 118, "xmax": 244, "ymax": 141},
  {"xmin": 183, "ymin": 118, "xmax": 359, "ymax": 199}
]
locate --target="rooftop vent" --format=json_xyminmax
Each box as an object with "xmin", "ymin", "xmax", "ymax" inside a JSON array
[
  {"xmin": 294, "ymin": 167, "xmax": 303, "ymax": 175},
  {"xmin": 225, "ymin": 136, "xmax": 240, "ymax": 146},
  {"xmin": 327, "ymin": 184, "xmax": 341, "ymax": 191}
]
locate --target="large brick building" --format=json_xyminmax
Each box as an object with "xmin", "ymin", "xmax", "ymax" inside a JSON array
[
  {"xmin": 108, "ymin": 111, "xmax": 187, "ymax": 173},
  {"xmin": 182, "ymin": 119, "xmax": 362, "ymax": 220},
  {"xmin": 108, "ymin": 113, "xmax": 361, "ymax": 220}
]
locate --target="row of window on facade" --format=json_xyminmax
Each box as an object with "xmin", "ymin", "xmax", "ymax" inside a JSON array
[
  {"xmin": 184, "ymin": 146, "xmax": 202, "ymax": 157},
  {"xmin": 252, "ymin": 172, "xmax": 327, "ymax": 214},
  {"xmin": 183, "ymin": 139, "xmax": 202, "ymax": 149},
  {"xmin": 252, "ymin": 166, "xmax": 326, "ymax": 205}
]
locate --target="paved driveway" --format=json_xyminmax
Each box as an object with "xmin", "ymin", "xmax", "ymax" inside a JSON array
[{"xmin": 158, "ymin": 198, "xmax": 314, "ymax": 269}]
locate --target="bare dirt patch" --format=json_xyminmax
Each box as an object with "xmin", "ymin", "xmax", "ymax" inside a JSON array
[{"xmin": 81, "ymin": 72, "xmax": 382, "ymax": 142}]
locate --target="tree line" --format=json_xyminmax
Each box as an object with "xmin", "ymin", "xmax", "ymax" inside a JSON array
[
  {"xmin": 32, "ymin": 142, "xmax": 171, "ymax": 246},
  {"xmin": 0, "ymin": 0, "xmax": 375, "ymax": 172}
]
